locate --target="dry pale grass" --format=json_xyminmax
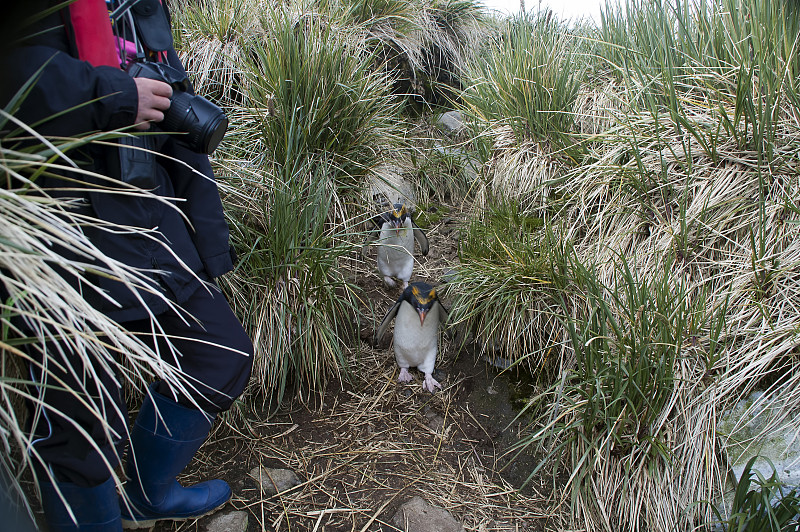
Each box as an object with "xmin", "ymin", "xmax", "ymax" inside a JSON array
[
  {"xmin": 174, "ymin": 343, "xmax": 556, "ymax": 532},
  {"xmin": 481, "ymin": 76, "xmax": 800, "ymax": 531}
]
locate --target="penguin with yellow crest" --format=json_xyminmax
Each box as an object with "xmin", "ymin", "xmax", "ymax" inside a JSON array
[
  {"xmin": 365, "ymin": 203, "xmax": 429, "ymax": 289},
  {"xmin": 377, "ymin": 282, "xmax": 448, "ymax": 392}
]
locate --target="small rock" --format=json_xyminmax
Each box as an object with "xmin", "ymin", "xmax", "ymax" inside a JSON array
[
  {"xmin": 435, "ymin": 111, "xmax": 465, "ymax": 135},
  {"xmin": 482, "ymin": 355, "xmax": 513, "ymax": 371},
  {"xmin": 441, "ymin": 268, "xmax": 458, "ymax": 283},
  {"xmin": 463, "ymin": 159, "xmax": 480, "ymax": 183},
  {"xmin": 204, "ymin": 511, "xmax": 248, "ymax": 532},
  {"xmin": 426, "ymin": 413, "xmax": 445, "ymax": 433},
  {"xmin": 392, "ymin": 496, "xmax": 465, "ymax": 532},
  {"xmin": 423, "ymin": 406, "xmax": 445, "ymax": 432},
  {"xmin": 248, "ymin": 466, "xmax": 300, "ymax": 496}
]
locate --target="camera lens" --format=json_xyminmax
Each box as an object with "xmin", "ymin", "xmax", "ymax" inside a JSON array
[
  {"xmin": 163, "ymin": 92, "xmax": 228, "ymax": 154},
  {"xmin": 128, "ymin": 60, "xmax": 228, "ymax": 154}
]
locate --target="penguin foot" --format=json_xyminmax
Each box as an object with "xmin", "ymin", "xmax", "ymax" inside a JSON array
[
  {"xmin": 422, "ymin": 374, "xmax": 442, "ymax": 393},
  {"xmin": 398, "ymin": 368, "xmax": 413, "ymax": 383},
  {"xmin": 383, "ymin": 276, "xmax": 397, "ymax": 288}
]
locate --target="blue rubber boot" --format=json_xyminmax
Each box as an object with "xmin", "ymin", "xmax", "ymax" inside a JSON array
[
  {"xmin": 38, "ymin": 477, "xmax": 122, "ymax": 531},
  {"xmin": 120, "ymin": 384, "xmax": 231, "ymax": 530}
]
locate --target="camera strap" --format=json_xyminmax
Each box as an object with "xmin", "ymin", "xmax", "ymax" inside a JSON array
[
  {"xmin": 129, "ymin": 0, "xmax": 173, "ymax": 54},
  {"xmin": 66, "ymin": 0, "xmax": 120, "ymax": 68}
]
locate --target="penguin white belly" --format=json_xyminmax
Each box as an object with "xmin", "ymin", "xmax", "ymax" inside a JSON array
[
  {"xmin": 393, "ymin": 301, "xmax": 440, "ymax": 375},
  {"xmin": 377, "ymin": 223, "xmax": 415, "ymax": 285}
]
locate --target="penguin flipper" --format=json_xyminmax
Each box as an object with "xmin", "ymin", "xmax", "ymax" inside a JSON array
[
  {"xmin": 437, "ymin": 301, "xmax": 449, "ymax": 324},
  {"xmin": 361, "ymin": 215, "xmax": 386, "ymax": 257},
  {"xmin": 376, "ymin": 299, "xmax": 402, "ymax": 342},
  {"xmin": 412, "ymin": 221, "xmax": 429, "ymax": 256}
]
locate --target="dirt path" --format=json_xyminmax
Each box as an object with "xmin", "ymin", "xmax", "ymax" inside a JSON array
[{"xmin": 163, "ymin": 206, "xmax": 556, "ymax": 531}]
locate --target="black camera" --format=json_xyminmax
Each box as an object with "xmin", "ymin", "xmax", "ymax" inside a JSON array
[{"xmin": 127, "ymin": 61, "xmax": 228, "ymax": 155}]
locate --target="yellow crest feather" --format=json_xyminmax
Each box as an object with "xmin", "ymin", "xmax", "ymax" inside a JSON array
[{"xmin": 411, "ymin": 285, "xmax": 436, "ymax": 304}]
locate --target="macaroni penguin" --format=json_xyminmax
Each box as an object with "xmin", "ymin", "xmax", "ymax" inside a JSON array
[
  {"xmin": 376, "ymin": 282, "xmax": 448, "ymax": 392},
  {"xmin": 364, "ymin": 203, "xmax": 429, "ymax": 289}
]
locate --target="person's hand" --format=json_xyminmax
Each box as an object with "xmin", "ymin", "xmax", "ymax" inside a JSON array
[{"xmin": 133, "ymin": 78, "xmax": 173, "ymax": 131}]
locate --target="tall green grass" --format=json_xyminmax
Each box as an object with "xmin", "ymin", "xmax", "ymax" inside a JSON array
[
  {"xmin": 510, "ymin": 247, "xmax": 727, "ymax": 527},
  {"xmin": 243, "ymin": 9, "xmax": 406, "ymax": 192},
  {"xmin": 449, "ymin": 0, "xmax": 800, "ymax": 530},
  {"xmin": 170, "ymin": 0, "xmax": 262, "ymax": 105},
  {"xmin": 448, "ymin": 199, "xmax": 558, "ymax": 375},
  {"xmin": 460, "ymin": 12, "xmax": 586, "ymax": 158},
  {"xmin": 219, "ymin": 161, "xmax": 360, "ymax": 410},
  {"xmin": 598, "ymin": 0, "xmax": 800, "ymax": 157},
  {"xmin": 711, "ymin": 456, "xmax": 800, "ymax": 532}
]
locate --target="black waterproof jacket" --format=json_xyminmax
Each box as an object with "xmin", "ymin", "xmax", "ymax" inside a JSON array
[{"xmin": 0, "ymin": 2, "xmax": 235, "ymax": 322}]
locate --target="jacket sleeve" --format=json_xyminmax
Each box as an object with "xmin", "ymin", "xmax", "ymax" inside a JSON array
[
  {"xmin": 1, "ymin": 45, "xmax": 138, "ymax": 136},
  {"xmin": 166, "ymin": 142, "xmax": 236, "ymax": 278},
  {"xmin": 160, "ymin": 46, "xmax": 236, "ymax": 279}
]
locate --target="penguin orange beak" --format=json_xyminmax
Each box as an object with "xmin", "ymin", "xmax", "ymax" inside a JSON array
[{"xmin": 417, "ymin": 309, "xmax": 427, "ymax": 327}]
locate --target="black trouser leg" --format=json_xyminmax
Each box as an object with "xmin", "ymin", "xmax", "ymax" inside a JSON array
[{"xmin": 123, "ymin": 281, "xmax": 254, "ymax": 414}]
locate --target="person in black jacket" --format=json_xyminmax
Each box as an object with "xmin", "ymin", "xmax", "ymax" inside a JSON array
[{"xmin": 1, "ymin": 0, "xmax": 254, "ymax": 529}]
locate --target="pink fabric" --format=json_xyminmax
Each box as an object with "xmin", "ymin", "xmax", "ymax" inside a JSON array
[{"xmin": 115, "ymin": 38, "xmax": 138, "ymax": 66}]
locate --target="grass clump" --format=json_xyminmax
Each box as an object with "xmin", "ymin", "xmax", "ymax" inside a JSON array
[
  {"xmin": 511, "ymin": 248, "xmax": 727, "ymax": 529},
  {"xmin": 170, "ymin": 0, "xmax": 263, "ymax": 105},
  {"xmin": 460, "ymin": 11, "xmax": 586, "ymax": 158},
  {"xmin": 448, "ymin": 200, "xmax": 557, "ymax": 375},
  {"xmin": 220, "ymin": 162, "xmax": 360, "ymax": 410},
  {"xmin": 242, "ymin": 8, "xmax": 406, "ymax": 193}
]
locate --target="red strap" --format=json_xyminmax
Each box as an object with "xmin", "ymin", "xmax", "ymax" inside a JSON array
[{"xmin": 69, "ymin": 0, "xmax": 120, "ymax": 68}]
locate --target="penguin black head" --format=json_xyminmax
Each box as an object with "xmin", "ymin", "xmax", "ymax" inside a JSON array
[
  {"xmin": 376, "ymin": 281, "xmax": 448, "ymax": 343},
  {"xmin": 403, "ymin": 282, "xmax": 439, "ymax": 326},
  {"xmin": 382, "ymin": 203, "xmax": 409, "ymax": 230}
]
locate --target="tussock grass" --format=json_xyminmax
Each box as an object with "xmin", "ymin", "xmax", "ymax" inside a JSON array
[
  {"xmin": 461, "ymin": 12, "xmax": 587, "ymax": 158},
  {"xmin": 447, "ymin": 1, "xmax": 800, "ymax": 530},
  {"xmin": 219, "ymin": 162, "xmax": 361, "ymax": 412},
  {"xmin": 243, "ymin": 8, "xmax": 406, "ymax": 192},
  {"xmin": 447, "ymin": 201, "xmax": 560, "ymax": 376},
  {"xmin": 710, "ymin": 456, "xmax": 800, "ymax": 531},
  {"xmin": 170, "ymin": 0, "xmax": 264, "ymax": 105}
]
